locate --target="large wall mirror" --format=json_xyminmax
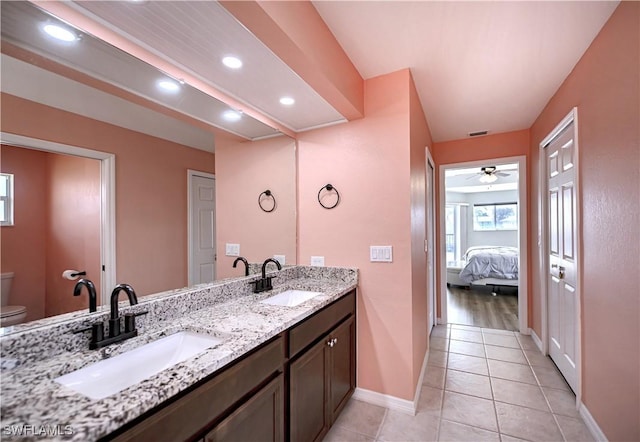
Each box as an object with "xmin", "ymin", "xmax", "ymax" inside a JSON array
[{"xmin": 0, "ymin": 2, "xmax": 297, "ymax": 333}]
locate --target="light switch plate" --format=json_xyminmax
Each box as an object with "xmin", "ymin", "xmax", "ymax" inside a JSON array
[
  {"xmin": 225, "ymin": 243, "xmax": 240, "ymax": 257},
  {"xmin": 273, "ymin": 255, "xmax": 286, "ymax": 266},
  {"xmin": 370, "ymin": 246, "xmax": 393, "ymax": 262},
  {"xmin": 310, "ymin": 256, "xmax": 325, "ymax": 267}
]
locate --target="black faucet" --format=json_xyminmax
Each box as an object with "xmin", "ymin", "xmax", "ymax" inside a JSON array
[
  {"xmin": 73, "ymin": 279, "xmax": 97, "ymax": 313},
  {"xmin": 109, "ymin": 284, "xmax": 138, "ymax": 338},
  {"xmin": 233, "ymin": 257, "xmax": 250, "ymax": 276},
  {"xmin": 250, "ymin": 258, "xmax": 282, "ymax": 293},
  {"xmin": 74, "ymin": 283, "xmax": 146, "ymax": 350}
]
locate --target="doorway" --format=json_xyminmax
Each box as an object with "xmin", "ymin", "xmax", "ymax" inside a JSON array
[
  {"xmin": 0, "ymin": 132, "xmax": 116, "ymax": 315},
  {"xmin": 188, "ymin": 170, "xmax": 216, "ymax": 285},
  {"xmin": 438, "ymin": 156, "xmax": 528, "ymax": 333},
  {"xmin": 426, "ymin": 150, "xmax": 436, "ymax": 334}
]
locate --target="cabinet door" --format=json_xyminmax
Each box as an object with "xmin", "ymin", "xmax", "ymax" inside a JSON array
[
  {"xmin": 205, "ymin": 375, "xmax": 284, "ymax": 442},
  {"xmin": 329, "ymin": 316, "xmax": 356, "ymax": 422},
  {"xmin": 289, "ymin": 339, "xmax": 330, "ymax": 442}
]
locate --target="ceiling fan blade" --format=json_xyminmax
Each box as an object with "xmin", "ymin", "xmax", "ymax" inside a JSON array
[
  {"xmin": 495, "ymin": 172, "xmax": 510, "ymax": 177},
  {"xmin": 466, "ymin": 174, "xmax": 480, "ymax": 180}
]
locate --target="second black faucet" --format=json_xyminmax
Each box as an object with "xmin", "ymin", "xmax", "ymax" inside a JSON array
[{"xmin": 250, "ymin": 258, "xmax": 282, "ymax": 293}]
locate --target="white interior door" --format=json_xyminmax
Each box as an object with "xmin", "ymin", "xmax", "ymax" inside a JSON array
[
  {"xmin": 546, "ymin": 121, "xmax": 578, "ymax": 392},
  {"xmin": 190, "ymin": 173, "xmax": 216, "ymax": 285},
  {"xmin": 427, "ymin": 157, "xmax": 436, "ymax": 333}
]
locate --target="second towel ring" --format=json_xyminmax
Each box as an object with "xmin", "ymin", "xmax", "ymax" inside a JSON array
[
  {"xmin": 317, "ymin": 184, "xmax": 340, "ymax": 209},
  {"xmin": 258, "ymin": 190, "xmax": 276, "ymax": 213}
]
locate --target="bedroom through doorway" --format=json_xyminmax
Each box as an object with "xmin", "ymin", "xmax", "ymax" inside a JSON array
[{"xmin": 440, "ymin": 157, "xmax": 527, "ymax": 332}]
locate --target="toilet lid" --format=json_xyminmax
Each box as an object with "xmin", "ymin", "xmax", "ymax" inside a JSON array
[{"xmin": 1, "ymin": 305, "xmax": 26, "ymax": 318}]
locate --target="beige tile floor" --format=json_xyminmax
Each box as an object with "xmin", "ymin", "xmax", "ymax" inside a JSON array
[{"xmin": 323, "ymin": 324, "xmax": 594, "ymax": 442}]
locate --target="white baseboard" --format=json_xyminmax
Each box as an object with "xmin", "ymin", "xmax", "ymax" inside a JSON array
[
  {"xmin": 413, "ymin": 349, "xmax": 430, "ymax": 410},
  {"xmin": 529, "ymin": 328, "xmax": 543, "ymax": 351},
  {"xmin": 352, "ymin": 387, "xmax": 416, "ymax": 416},
  {"xmin": 579, "ymin": 401, "xmax": 608, "ymax": 441},
  {"xmin": 353, "ymin": 348, "xmax": 428, "ymax": 417},
  {"xmin": 437, "ymin": 317, "xmax": 443, "ymax": 325}
]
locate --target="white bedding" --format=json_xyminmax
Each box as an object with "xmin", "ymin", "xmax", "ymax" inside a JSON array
[{"xmin": 458, "ymin": 246, "xmax": 519, "ymax": 284}]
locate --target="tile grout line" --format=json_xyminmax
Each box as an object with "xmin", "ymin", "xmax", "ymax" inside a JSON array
[{"xmin": 436, "ymin": 324, "xmax": 452, "ymax": 441}]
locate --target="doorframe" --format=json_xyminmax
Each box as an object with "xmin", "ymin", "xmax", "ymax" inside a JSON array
[
  {"xmin": 538, "ymin": 107, "xmax": 582, "ymax": 402},
  {"xmin": 0, "ymin": 132, "xmax": 116, "ymax": 308},
  {"xmin": 438, "ymin": 155, "xmax": 528, "ymax": 333},
  {"xmin": 187, "ymin": 169, "xmax": 216, "ymax": 286},
  {"xmin": 426, "ymin": 147, "xmax": 437, "ymax": 334}
]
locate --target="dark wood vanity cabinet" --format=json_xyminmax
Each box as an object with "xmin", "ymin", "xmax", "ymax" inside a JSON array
[
  {"xmin": 289, "ymin": 291, "xmax": 356, "ymax": 442},
  {"xmin": 108, "ymin": 336, "xmax": 285, "ymax": 442},
  {"xmin": 106, "ymin": 290, "xmax": 355, "ymax": 442}
]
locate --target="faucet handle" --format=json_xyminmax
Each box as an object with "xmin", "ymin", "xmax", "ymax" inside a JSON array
[
  {"xmin": 74, "ymin": 323, "xmax": 105, "ymax": 347},
  {"xmin": 124, "ymin": 311, "xmax": 148, "ymax": 333}
]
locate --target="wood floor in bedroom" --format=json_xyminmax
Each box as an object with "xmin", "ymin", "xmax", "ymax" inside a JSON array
[{"xmin": 447, "ymin": 286, "xmax": 519, "ymax": 331}]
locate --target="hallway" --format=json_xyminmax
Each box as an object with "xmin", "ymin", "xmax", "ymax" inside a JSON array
[{"xmin": 323, "ymin": 324, "xmax": 594, "ymax": 441}]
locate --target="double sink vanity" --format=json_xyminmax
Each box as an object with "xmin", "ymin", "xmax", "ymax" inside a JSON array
[{"xmin": 0, "ymin": 266, "xmax": 358, "ymax": 441}]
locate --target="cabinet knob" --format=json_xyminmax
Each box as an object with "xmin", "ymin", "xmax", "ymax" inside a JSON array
[
  {"xmin": 332, "ymin": 337, "xmax": 338, "ymax": 345},
  {"xmin": 327, "ymin": 339, "xmax": 334, "ymax": 347}
]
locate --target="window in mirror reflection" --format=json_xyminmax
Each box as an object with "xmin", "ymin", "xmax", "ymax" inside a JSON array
[{"xmin": 0, "ymin": 173, "xmax": 14, "ymax": 226}]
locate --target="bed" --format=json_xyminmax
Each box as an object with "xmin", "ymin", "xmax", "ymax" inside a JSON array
[{"xmin": 458, "ymin": 246, "xmax": 519, "ymax": 288}]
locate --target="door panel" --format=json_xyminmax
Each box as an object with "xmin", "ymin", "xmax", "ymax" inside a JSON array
[
  {"xmin": 289, "ymin": 340, "xmax": 329, "ymax": 442},
  {"xmin": 329, "ymin": 317, "xmax": 355, "ymax": 420},
  {"xmin": 546, "ymin": 121, "xmax": 578, "ymax": 392},
  {"xmin": 191, "ymin": 174, "xmax": 216, "ymax": 284}
]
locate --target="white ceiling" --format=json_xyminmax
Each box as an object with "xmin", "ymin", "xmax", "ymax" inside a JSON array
[{"xmin": 313, "ymin": 1, "xmax": 619, "ymax": 142}]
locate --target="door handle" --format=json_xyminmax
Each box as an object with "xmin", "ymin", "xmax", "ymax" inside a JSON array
[
  {"xmin": 551, "ymin": 264, "xmax": 558, "ymax": 269},
  {"xmin": 558, "ymin": 266, "xmax": 565, "ymax": 279}
]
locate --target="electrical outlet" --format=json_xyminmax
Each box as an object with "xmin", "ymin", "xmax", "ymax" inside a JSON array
[
  {"xmin": 370, "ymin": 246, "xmax": 392, "ymax": 262},
  {"xmin": 273, "ymin": 255, "xmax": 286, "ymax": 266},
  {"xmin": 225, "ymin": 243, "xmax": 240, "ymax": 257},
  {"xmin": 310, "ymin": 256, "xmax": 325, "ymax": 266}
]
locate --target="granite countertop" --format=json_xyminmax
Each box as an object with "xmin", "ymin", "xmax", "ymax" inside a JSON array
[{"xmin": 0, "ymin": 267, "xmax": 357, "ymax": 441}]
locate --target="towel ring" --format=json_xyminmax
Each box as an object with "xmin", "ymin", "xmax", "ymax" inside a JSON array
[
  {"xmin": 258, "ymin": 190, "xmax": 276, "ymax": 213},
  {"xmin": 317, "ymin": 184, "xmax": 340, "ymax": 209}
]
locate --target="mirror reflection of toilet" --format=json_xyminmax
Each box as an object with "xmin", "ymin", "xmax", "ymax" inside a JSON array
[{"xmin": 1, "ymin": 272, "xmax": 27, "ymax": 327}]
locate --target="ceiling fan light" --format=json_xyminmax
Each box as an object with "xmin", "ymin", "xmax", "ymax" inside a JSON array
[{"xmin": 479, "ymin": 174, "xmax": 498, "ymax": 183}]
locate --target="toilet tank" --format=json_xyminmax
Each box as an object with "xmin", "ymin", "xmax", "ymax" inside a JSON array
[{"xmin": 1, "ymin": 272, "xmax": 14, "ymax": 306}]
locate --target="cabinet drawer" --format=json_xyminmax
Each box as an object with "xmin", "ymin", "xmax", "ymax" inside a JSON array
[
  {"xmin": 289, "ymin": 291, "xmax": 355, "ymax": 359},
  {"xmin": 205, "ymin": 374, "xmax": 284, "ymax": 442},
  {"xmin": 109, "ymin": 335, "xmax": 284, "ymax": 442}
]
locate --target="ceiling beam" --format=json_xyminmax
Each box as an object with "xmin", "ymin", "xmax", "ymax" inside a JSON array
[{"xmin": 220, "ymin": 1, "xmax": 364, "ymax": 121}]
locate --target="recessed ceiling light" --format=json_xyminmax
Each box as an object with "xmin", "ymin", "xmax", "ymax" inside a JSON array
[
  {"xmin": 222, "ymin": 56, "xmax": 243, "ymax": 69},
  {"xmin": 43, "ymin": 24, "xmax": 77, "ymax": 42},
  {"xmin": 222, "ymin": 110, "xmax": 242, "ymax": 122},
  {"xmin": 279, "ymin": 96, "xmax": 295, "ymax": 106},
  {"xmin": 157, "ymin": 79, "xmax": 180, "ymax": 93}
]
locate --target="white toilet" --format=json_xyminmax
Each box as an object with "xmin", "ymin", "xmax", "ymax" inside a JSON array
[{"xmin": 1, "ymin": 272, "xmax": 27, "ymax": 327}]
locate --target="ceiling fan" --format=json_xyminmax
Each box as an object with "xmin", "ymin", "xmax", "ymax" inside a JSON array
[{"xmin": 467, "ymin": 166, "xmax": 511, "ymax": 183}]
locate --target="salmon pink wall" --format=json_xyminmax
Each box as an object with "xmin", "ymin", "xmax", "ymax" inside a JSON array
[
  {"xmin": 45, "ymin": 153, "xmax": 101, "ymax": 317},
  {"xmin": 1, "ymin": 94, "xmax": 216, "ymax": 298},
  {"xmin": 432, "ymin": 130, "xmax": 530, "ymax": 319},
  {"xmin": 0, "ymin": 145, "xmax": 47, "ymax": 321},
  {"xmin": 529, "ymin": 2, "xmax": 639, "ymax": 439},
  {"xmin": 216, "ymin": 136, "xmax": 297, "ymax": 279},
  {"xmin": 298, "ymin": 69, "xmax": 430, "ymax": 401}
]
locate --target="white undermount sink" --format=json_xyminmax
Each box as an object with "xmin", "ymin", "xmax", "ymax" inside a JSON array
[
  {"xmin": 260, "ymin": 289, "xmax": 323, "ymax": 307},
  {"xmin": 55, "ymin": 331, "xmax": 223, "ymax": 400}
]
